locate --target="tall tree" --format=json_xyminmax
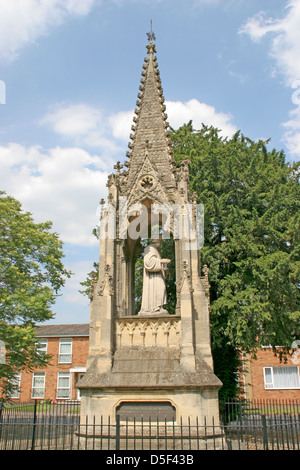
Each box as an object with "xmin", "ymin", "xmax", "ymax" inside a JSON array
[
  {"xmin": 171, "ymin": 122, "xmax": 300, "ymax": 396},
  {"xmin": 0, "ymin": 192, "xmax": 71, "ymax": 400}
]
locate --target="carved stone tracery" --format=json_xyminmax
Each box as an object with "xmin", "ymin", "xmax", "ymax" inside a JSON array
[
  {"xmin": 116, "ymin": 317, "xmax": 180, "ymax": 348},
  {"xmin": 99, "ymin": 264, "xmax": 114, "ymax": 296},
  {"xmin": 140, "ymin": 174, "xmax": 154, "ymax": 190}
]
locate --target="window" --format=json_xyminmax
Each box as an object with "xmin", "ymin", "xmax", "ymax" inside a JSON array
[
  {"xmin": 58, "ymin": 338, "xmax": 72, "ymax": 363},
  {"xmin": 57, "ymin": 372, "xmax": 71, "ymax": 399},
  {"xmin": 263, "ymin": 366, "xmax": 300, "ymax": 389},
  {"xmin": 9, "ymin": 372, "xmax": 21, "ymax": 399},
  {"xmin": 32, "ymin": 372, "xmax": 45, "ymax": 398},
  {"xmin": 36, "ymin": 339, "xmax": 48, "ymax": 355}
]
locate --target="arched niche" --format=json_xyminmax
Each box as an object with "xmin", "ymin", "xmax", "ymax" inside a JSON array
[{"xmin": 123, "ymin": 198, "xmax": 176, "ymax": 316}]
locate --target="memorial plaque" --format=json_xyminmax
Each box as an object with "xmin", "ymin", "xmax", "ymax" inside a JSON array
[{"xmin": 117, "ymin": 401, "xmax": 176, "ymax": 421}]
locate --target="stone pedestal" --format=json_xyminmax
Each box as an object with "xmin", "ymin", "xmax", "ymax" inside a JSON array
[{"xmin": 79, "ymin": 315, "xmax": 221, "ymax": 426}]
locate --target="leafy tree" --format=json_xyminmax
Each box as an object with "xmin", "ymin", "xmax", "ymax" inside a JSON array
[
  {"xmin": 170, "ymin": 122, "xmax": 300, "ymax": 397},
  {"xmin": 0, "ymin": 192, "xmax": 71, "ymax": 401}
]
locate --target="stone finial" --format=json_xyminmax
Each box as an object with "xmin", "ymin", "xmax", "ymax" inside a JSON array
[
  {"xmin": 178, "ymin": 260, "xmax": 194, "ymax": 293},
  {"xmin": 175, "ymin": 156, "xmax": 190, "ymax": 183},
  {"xmin": 202, "ymin": 265, "xmax": 210, "ymax": 296},
  {"xmin": 191, "ymin": 192, "xmax": 198, "ymax": 204},
  {"xmin": 88, "ymin": 270, "xmax": 97, "ymax": 300},
  {"xmin": 99, "ymin": 264, "xmax": 114, "ymax": 296},
  {"xmin": 114, "ymin": 161, "xmax": 123, "ymax": 174},
  {"xmin": 182, "ymin": 260, "xmax": 188, "ymax": 272},
  {"xmin": 146, "ymin": 19, "xmax": 156, "ymax": 43}
]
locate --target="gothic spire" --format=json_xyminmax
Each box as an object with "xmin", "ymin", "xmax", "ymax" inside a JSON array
[{"xmin": 124, "ymin": 31, "xmax": 176, "ymax": 192}]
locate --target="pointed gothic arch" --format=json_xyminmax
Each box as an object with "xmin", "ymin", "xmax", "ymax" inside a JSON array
[{"xmin": 123, "ymin": 197, "xmax": 177, "ymax": 316}]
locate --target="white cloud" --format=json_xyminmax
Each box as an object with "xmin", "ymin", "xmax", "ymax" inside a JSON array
[
  {"xmin": 0, "ymin": 0, "xmax": 174, "ymax": 64},
  {"xmin": 41, "ymin": 103, "xmax": 102, "ymax": 138},
  {"xmin": 0, "ymin": 143, "xmax": 108, "ymax": 245},
  {"xmin": 239, "ymin": 1, "xmax": 300, "ymax": 86},
  {"xmin": 109, "ymin": 110, "xmax": 134, "ymax": 141},
  {"xmin": 240, "ymin": 0, "xmax": 300, "ymax": 158},
  {"xmin": 0, "ymin": 0, "xmax": 98, "ymax": 63},
  {"xmin": 239, "ymin": 11, "xmax": 282, "ymax": 43},
  {"xmin": 41, "ymin": 103, "xmax": 125, "ymax": 159},
  {"xmin": 282, "ymin": 106, "xmax": 300, "ymax": 155},
  {"xmin": 166, "ymin": 99, "xmax": 237, "ymax": 137}
]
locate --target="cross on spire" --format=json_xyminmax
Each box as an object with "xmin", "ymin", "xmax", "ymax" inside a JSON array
[
  {"xmin": 114, "ymin": 161, "xmax": 123, "ymax": 174},
  {"xmin": 147, "ymin": 19, "xmax": 156, "ymax": 42}
]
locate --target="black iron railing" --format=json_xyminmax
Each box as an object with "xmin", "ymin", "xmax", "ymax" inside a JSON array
[{"xmin": 0, "ymin": 399, "xmax": 299, "ymax": 450}]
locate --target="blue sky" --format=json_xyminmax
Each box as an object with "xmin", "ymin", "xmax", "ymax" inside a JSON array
[{"xmin": 0, "ymin": 0, "xmax": 299, "ymax": 324}]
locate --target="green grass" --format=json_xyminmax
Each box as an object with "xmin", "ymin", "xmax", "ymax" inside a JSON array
[{"xmin": 3, "ymin": 402, "xmax": 80, "ymax": 414}]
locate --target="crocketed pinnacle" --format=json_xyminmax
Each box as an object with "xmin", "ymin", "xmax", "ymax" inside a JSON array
[{"xmin": 124, "ymin": 38, "xmax": 176, "ymax": 191}]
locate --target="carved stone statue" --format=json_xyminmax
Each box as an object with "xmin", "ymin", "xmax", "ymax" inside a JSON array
[{"xmin": 139, "ymin": 241, "xmax": 170, "ymax": 315}]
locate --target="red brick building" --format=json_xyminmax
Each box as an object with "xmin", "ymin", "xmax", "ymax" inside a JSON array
[
  {"xmin": 9, "ymin": 323, "xmax": 300, "ymax": 402},
  {"xmin": 10, "ymin": 324, "xmax": 89, "ymax": 402},
  {"xmin": 241, "ymin": 347, "xmax": 300, "ymax": 400}
]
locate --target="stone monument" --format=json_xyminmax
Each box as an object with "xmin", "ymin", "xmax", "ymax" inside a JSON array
[{"xmin": 78, "ymin": 31, "xmax": 222, "ymax": 430}]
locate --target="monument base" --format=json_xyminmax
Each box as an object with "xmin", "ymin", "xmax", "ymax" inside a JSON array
[
  {"xmin": 79, "ymin": 388, "xmax": 220, "ymax": 424},
  {"xmin": 78, "ymin": 387, "xmax": 225, "ymax": 450},
  {"xmin": 79, "ymin": 347, "xmax": 222, "ymax": 430}
]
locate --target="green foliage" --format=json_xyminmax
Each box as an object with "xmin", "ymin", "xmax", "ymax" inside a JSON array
[
  {"xmin": 212, "ymin": 344, "xmax": 243, "ymax": 402},
  {"xmin": 170, "ymin": 122, "xmax": 300, "ymax": 355},
  {"xmin": 160, "ymin": 237, "xmax": 176, "ymax": 315},
  {"xmin": 0, "ymin": 192, "xmax": 71, "ymax": 401},
  {"xmin": 79, "ymin": 262, "xmax": 99, "ymax": 299}
]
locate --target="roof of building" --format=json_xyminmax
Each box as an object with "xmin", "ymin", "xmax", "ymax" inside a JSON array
[{"xmin": 36, "ymin": 323, "xmax": 90, "ymax": 338}]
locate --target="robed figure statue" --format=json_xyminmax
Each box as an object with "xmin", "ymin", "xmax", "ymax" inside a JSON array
[{"xmin": 139, "ymin": 241, "xmax": 170, "ymax": 315}]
